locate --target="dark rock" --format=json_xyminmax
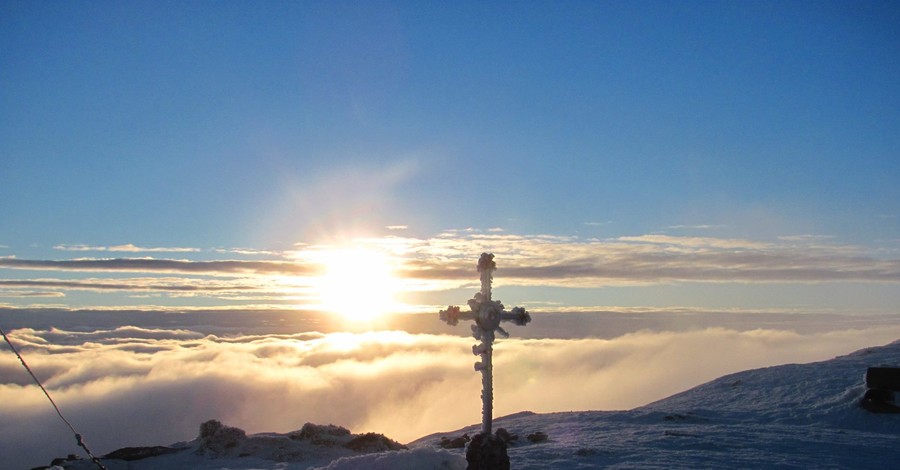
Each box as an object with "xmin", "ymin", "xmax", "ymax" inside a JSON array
[
  {"xmin": 440, "ymin": 433, "xmax": 470, "ymax": 449},
  {"xmin": 866, "ymin": 367, "xmax": 900, "ymax": 391},
  {"xmin": 860, "ymin": 388, "xmax": 900, "ymax": 413},
  {"xmin": 288, "ymin": 422, "xmax": 351, "ymax": 446},
  {"xmin": 197, "ymin": 419, "xmax": 247, "ymax": 455},
  {"xmin": 49, "ymin": 454, "xmax": 80, "ymax": 466},
  {"xmin": 104, "ymin": 445, "xmax": 185, "ymax": 461},
  {"xmin": 199, "ymin": 419, "xmax": 224, "ymax": 439},
  {"xmin": 864, "ymin": 388, "xmax": 894, "ymax": 403},
  {"xmin": 343, "ymin": 432, "xmax": 407, "ymax": 453},
  {"xmin": 465, "ymin": 432, "xmax": 509, "ymax": 470},
  {"xmin": 495, "ymin": 428, "xmax": 518, "ymax": 445},
  {"xmin": 526, "ymin": 431, "xmax": 548, "ymax": 443}
]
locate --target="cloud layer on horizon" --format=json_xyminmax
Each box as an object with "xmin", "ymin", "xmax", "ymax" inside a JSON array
[
  {"xmin": 3, "ymin": 324, "xmax": 900, "ymax": 468},
  {"xmin": 4, "ymin": 233, "xmax": 898, "ymax": 284},
  {"xmin": 2, "ymin": 232, "xmax": 899, "ymax": 312}
]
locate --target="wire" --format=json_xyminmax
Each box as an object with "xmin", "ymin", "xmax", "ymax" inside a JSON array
[{"xmin": 1, "ymin": 326, "xmax": 108, "ymax": 470}]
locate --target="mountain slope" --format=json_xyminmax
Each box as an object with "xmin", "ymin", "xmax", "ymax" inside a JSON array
[{"xmin": 409, "ymin": 339, "xmax": 900, "ymax": 469}]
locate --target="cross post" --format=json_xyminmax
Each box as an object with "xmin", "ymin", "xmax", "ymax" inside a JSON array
[{"xmin": 439, "ymin": 253, "xmax": 531, "ymax": 436}]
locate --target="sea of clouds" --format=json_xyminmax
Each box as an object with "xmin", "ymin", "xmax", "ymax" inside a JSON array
[{"xmin": 2, "ymin": 310, "xmax": 900, "ymax": 469}]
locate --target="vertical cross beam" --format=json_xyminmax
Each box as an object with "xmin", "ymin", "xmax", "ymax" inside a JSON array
[{"xmin": 439, "ymin": 253, "xmax": 531, "ymax": 436}]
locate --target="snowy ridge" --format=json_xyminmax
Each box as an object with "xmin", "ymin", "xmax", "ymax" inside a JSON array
[
  {"xmin": 413, "ymin": 339, "xmax": 900, "ymax": 469},
  {"xmin": 41, "ymin": 340, "xmax": 900, "ymax": 469}
]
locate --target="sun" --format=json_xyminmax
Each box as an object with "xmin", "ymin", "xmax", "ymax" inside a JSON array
[{"xmin": 314, "ymin": 247, "xmax": 402, "ymax": 321}]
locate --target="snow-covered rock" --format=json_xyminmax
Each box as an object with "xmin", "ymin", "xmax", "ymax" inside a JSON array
[{"xmin": 38, "ymin": 420, "xmax": 408, "ymax": 470}]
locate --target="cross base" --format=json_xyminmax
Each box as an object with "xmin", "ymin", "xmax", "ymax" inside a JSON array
[{"xmin": 465, "ymin": 432, "xmax": 510, "ymax": 470}]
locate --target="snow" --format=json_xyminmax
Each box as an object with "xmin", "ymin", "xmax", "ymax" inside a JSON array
[
  {"xmin": 41, "ymin": 340, "xmax": 900, "ymax": 469},
  {"xmin": 312, "ymin": 447, "xmax": 466, "ymax": 470}
]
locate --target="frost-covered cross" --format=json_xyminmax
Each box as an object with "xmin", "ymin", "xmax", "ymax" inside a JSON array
[{"xmin": 440, "ymin": 253, "xmax": 531, "ymax": 436}]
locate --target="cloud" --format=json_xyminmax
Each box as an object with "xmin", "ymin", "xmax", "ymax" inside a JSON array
[
  {"xmin": 0, "ymin": 257, "xmax": 316, "ymax": 277},
  {"xmin": 386, "ymin": 225, "xmax": 408, "ymax": 231},
  {"xmin": 12, "ymin": 234, "xmax": 900, "ymax": 288},
  {"xmin": 3, "ymin": 321, "xmax": 900, "ymax": 468},
  {"xmin": 54, "ymin": 244, "xmax": 201, "ymax": 253},
  {"xmin": 0, "ymin": 290, "xmax": 65, "ymax": 298},
  {"xmin": 212, "ymin": 247, "xmax": 283, "ymax": 256},
  {"xmin": 0, "ymin": 278, "xmax": 267, "ymax": 294},
  {"xmin": 666, "ymin": 224, "xmax": 728, "ymax": 230},
  {"xmin": 395, "ymin": 233, "xmax": 900, "ymax": 286},
  {"xmin": 3, "ymin": 232, "xmax": 900, "ymax": 312}
]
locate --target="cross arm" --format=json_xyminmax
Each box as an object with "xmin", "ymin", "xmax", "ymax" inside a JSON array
[
  {"xmin": 499, "ymin": 306, "xmax": 531, "ymax": 326},
  {"xmin": 440, "ymin": 305, "xmax": 476, "ymax": 326}
]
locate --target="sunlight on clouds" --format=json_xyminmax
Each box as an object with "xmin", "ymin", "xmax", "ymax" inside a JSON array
[{"xmin": 4, "ymin": 323, "xmax": 900, "ymax": 469}]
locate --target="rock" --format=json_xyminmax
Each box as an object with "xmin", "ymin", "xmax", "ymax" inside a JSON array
[
  {"xmin": 56, "ymin": 454, "xmax": 80, "ymax": 464},
  {"xmin": 343, "ymin": 432, "xmax": 407, "ymax": 453},
  {"xmin": 526, "ymin": 431, "xmax": 548, "ymax": 443},
  {"xmin": 860, "ymin": 388, "xmax": 900, "ymax": 413},
  {"xmin": 440, "ymin": 433, "xmax": 470, "ymax": 449},
  {"xmin": 103, "ymin": 445, "xmax": 184, "ymax": 461},
  {"xmin": 465, "ymin": 432, "xmax": 509, "ymax": 470},
  {"xmin": 495, "ymin": 428, "xmax": 518, "ymax": 445},
  {"xmin": 288, "ymin": 422, "xmax": 351, "ymax": 446},
  {"xmin": 47, "ymin": 454, "xmax": 81, "ymax": 466},
  {"xmin": 38, "ymin": 420, "xmax": 409, "ymax": 468},
  {"xmin": 866, "ymin": 367, "xmax": 900, "ymax": 390},
  {"xmin": 864, "ymin": 388, "xmax": 894, "ymax": 403},
  {"xmin": 197, "ymin": 419, "xmax": 247, "ymax": 456},
  {"xmin": 664, "ymin": 414, "xmax": 687, "ymax": 421}
]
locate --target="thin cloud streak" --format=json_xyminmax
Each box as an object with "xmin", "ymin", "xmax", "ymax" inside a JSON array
[
  {"xmin": 0, "ymin": 291, "xmax": 65, "ymax": 298},
  {"xmin": 0, "ymin": 257, "xmax": 316, "ymax": 277},
  {"xmin": 0, "ymin": 278, "xmax": 266, "ymax": 293},
  {"xmin": 54, "ymin": 244, "xmax": 201, "ymax": 253}
]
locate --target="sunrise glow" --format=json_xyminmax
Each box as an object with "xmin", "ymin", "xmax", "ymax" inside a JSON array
[{"xmin": 313, "ymin": 247, "xmax": 402, "ymax": 321}]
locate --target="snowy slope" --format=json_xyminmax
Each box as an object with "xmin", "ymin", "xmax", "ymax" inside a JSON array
[
  {"xmin": 42, "ymin": 340, "xmax": 900, "ymax": 469},
  {"xmin": 410, "ymin": 339, "xmax": 900, "ymax": 469}
]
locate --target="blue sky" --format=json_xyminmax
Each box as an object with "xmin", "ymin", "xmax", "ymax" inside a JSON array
[{"xmin": 2, "ymin": 1, "xmax": 899, "ymax": 315}]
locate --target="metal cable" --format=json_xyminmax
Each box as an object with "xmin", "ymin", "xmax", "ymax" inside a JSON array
[{"xmin": 1, "ymin": 326, "xmax": 107, "ymax": 470}]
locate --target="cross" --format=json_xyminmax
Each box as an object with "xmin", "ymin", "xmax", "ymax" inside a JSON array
[{"xmin": 440, "ymin": 253, "xmax": 531, "ymax": 436}]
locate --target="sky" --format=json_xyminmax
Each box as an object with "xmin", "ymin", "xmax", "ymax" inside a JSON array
[
  {"xmin": 2, "ymin": 2, "xmax": 900, "ymax": 467},
  {"xmin": 2, "ymin": 0, "xmax": 899, "ymax": 316}
]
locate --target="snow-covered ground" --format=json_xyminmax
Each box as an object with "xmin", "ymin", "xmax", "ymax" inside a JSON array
[{"xmin": 42, "ymin": 339, "xmax": 900, "ymax": 469}]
